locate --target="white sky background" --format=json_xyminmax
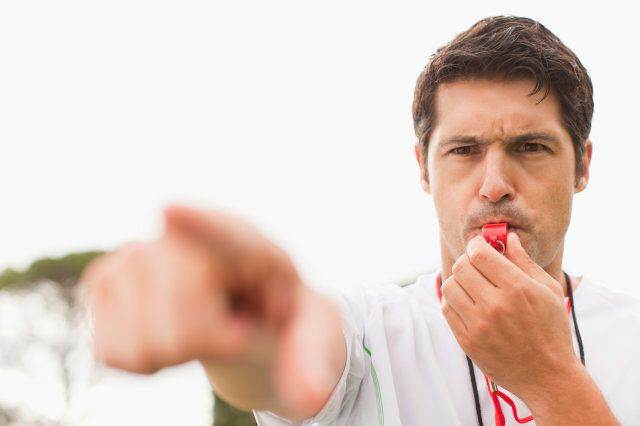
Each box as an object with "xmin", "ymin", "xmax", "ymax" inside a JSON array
[
  {"xmin": 1, "ymin": 1, "xmax": 639, "ymax": 295},
  {"xmin": 1, "ymin": 1, "xmax": 639, "ymax": 425}
]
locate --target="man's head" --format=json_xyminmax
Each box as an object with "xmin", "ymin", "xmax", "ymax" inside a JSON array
[{"xmin": 412, "ymin": 16, "xmax": 594, "ymax": 272}]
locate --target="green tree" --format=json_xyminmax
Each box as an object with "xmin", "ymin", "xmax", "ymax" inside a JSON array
[{"xmin": 0, "ymin": 250, "xmax": 257, "ymax": 426}]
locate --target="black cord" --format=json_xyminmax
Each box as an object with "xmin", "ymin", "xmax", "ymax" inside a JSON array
[
  {"xmin": 466, "ymin": 355, "xmax": 484, "ymax": 426},
  {"xmin": 564, "ymin": 271, "xmax": 585, "ymax": 365}
]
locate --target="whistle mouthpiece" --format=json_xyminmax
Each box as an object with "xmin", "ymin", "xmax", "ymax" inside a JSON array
[{"xmin": 481, "ymin": 223, "xmax": 508, "ymax": 254}]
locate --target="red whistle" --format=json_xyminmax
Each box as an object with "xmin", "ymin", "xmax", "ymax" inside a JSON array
[{"xmin": 482, "ymin": 223, "xmax": 508, "ymax": 255}]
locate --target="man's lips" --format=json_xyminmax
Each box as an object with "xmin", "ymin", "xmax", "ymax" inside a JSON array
[
  {"xmin": 475, "ymin": 218, "xmax": 518, "ymax": 227},
  {"xmin": 465, "ymin": 223, "xmax": 522, "ymax": 240},
  {"xmin": 472, "ymin": 219, "xmax": 523, "ymax": 231},
  {"xmin": 480, "ymin": 224, "xmax": 519, "ymax": 231}
]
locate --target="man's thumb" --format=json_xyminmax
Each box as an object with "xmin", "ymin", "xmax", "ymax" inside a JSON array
[
  {"xmin": 505, "ymin": 232, "xmax": 548, "ymax": 283},
  {"xmin": 505, "ymin": 232, "xmax": 564, "ymax": 296}
]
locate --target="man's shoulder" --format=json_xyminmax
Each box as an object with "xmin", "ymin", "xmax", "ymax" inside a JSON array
[
  {"xmin": 320, "ymin": 272, "xmax": 440, "ymax": 323},
  {"xmin": 578, "ymin": 276, "xmax": 640, "ymax": 321}
]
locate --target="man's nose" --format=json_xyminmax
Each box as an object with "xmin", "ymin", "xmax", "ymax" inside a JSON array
[{"xmin": 478, "ymin": 151, "xmax": 515, "ymax": 203}]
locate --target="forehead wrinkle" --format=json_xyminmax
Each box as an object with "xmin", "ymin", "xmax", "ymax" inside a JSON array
[
  {"xmin": 430, "ymin": 79, "xmax": 570, "ymax": 159},
  {"xmin": 434, "ymin": 80, "xmax": 561, "ymax": 132},
  {"xmin": 436, "ymin": 105, "xmax": 561, "ymax": 144}
]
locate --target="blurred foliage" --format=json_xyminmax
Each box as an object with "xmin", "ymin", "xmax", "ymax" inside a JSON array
[
  {"xmin": 0, "ymin": 405, "xmax": 19, "ymax": 425},
  {"xmin": 213, "ymin": 394, "xmax": 257, "ymax": 426},
  {"xmin": 0, "ymin": 249, "xmax": 258, "ymax": 426},
  {"xmin": 0, "ymin": 251, "xmax": 106, "ymax": 290}
]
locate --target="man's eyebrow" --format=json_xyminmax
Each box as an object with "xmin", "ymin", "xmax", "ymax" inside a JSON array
[
  {"xmin": 507, "ymin": 131, "xmax": 562, "ymax": 145},
  {"xmin": 439, "ymin": 136, "xmax": 488, "ymax": 149},
  {"xmin": 438, "ymin": 131, "xmax": 561, "ymax": 149}
]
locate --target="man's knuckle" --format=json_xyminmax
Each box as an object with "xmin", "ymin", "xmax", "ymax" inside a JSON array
[
  {"xmin": 485, "ymin": 301, "xmax": 505, "ymax": 318},
  {"xmin": 505, "ymin": 282, "xmax": 525, "ymax": 299},
  {"xmin": 470, "ymin": 319, "xmax": 489, "ymax": 338},
  {"xmin": 468, "ymin": 249, "xmax": 487, "ymax": 265},
  {"xmin": 441, "ymin": 282, "xmax": 450, "ymax": 296},
  {"xmin": 461, "ymin": 335, "xmax": 478, "ymax": 353},
  {"xmin": 548, "ymin": 284, "xmax": 564, "ymax": 299},
  {"xmin": 451, "ymin": 258, "xmax": 464, "ymax": 275},
  {"xmin": 456, "ymin": 333, "xmax": 472, "ymax": 350},
  {"xmin": 441, "ymin": 301, "xmax": 453, "ymax": 316}
]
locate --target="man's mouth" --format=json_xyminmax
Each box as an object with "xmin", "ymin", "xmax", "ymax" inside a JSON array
[
  {"xmin": 466, "ymin": 222, "xmax": 522, "ymax": 241},
  {"xmin": 464, "ymin": 208, "xmax": 531, "ymax": 243},
  {"xmin": 484, "ymin": 224, "xmax": 519, "ymax": 233},
  {"xmin": 477, "ymin": 219, "xmax": 520, "ymax": 231}
]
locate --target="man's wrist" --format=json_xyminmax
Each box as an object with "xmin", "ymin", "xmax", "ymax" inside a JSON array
[
  {"xmin": 520, "ymin": 362, "xmax": 619, "ymax": 426},
  {"xmin": 521, "ymin": 361, "xmax": 584, "ymax": 415}
]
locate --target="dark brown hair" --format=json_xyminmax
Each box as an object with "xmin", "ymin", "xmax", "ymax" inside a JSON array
[{"xmin": 412, "ymin": 16, "xmax": 594, "ymax": 179}]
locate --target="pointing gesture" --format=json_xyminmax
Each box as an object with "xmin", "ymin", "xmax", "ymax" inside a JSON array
[{"xmin": 80, "ymin": 205, "xmax": 346, "ymax": 420}]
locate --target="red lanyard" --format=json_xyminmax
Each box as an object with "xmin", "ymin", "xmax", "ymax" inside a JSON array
[{"xmin": 436, "ymin": 274, "xmax": 574, "ymax": 426}]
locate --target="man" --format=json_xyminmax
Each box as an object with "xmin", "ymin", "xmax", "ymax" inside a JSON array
[{"xmin": 81, "ymin": 16, "xmax": 639, "ymax": 425}]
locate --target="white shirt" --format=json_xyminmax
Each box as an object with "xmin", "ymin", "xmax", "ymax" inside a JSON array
[{"xmin": 254, "ymin": 272, "xmax": 640, "ymax": 425}]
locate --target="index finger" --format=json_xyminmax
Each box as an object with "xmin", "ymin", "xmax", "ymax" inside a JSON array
[{"xmin": 465, "ymin": 235, "xmax": 531, "ymax": 290}]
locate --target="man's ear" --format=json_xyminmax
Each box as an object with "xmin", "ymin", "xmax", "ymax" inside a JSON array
[
  {"xmin": 575, "ymin": 139, "xmax": 593, "ymax": 193},
  {"xmin": 414, "ymin": 143, "xmax": 431, "ymax": 194}
]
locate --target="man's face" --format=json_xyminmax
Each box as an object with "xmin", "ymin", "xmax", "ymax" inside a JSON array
[{"xmin": 415, "ymin": 79, "xmax": 592, "ymax": 269}]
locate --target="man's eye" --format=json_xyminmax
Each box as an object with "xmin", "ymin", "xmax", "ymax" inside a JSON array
[
  {"xmin": 518, "ymin": 143, "xmax": 548, "ymax": 153},
  {"xmin": 451, "ymin": 146, "xmax": 474, "ymax": 155}
]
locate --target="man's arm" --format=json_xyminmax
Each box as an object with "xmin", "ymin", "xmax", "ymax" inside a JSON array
[
  {"xmin": 522, "ymin": 362, "xmax": 619, "ymax": 426},
  {"xmin": 80, "ymin": 205, "xmax": 346, "ymax": 421}
]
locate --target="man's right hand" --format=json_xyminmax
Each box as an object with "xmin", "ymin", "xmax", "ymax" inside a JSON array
[{"xmin": 79, "ymin": 205, "xmax": 346, "ymax": 420}]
